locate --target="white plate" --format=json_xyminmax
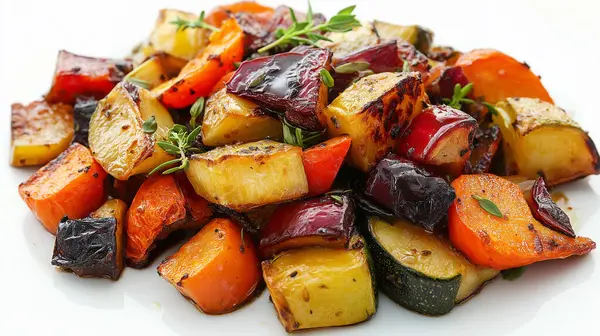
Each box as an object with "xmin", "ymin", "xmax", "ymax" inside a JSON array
[{"xmin": 1, "ymin": 0, "xmax": 599, "ymax": 335}]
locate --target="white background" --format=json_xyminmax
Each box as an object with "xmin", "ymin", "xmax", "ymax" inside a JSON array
[{"xmin": 1, "ymin": 0, "xmax": 599, "ymax": 335}]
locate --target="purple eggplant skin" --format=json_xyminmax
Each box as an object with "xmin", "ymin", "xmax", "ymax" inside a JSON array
[
  {"xmin": 397, "ymin": 40, "xmax": 431, "ymax": 79},
  {"xmin": 365, "ymin": 154, "xmax": 456, "ymax": 232},
  {"xmin": 227, "ymin": 48, "xmax": 332, "ymax": 131},
  {"xmin": 465, "ymin": 125, "xmax": 502, "ymax": 174},
  {"xmin": 530, "ymin": 177, "xmax": 575, "ymax": 237},
  {"xmin": 335, "ymin": 40, "xmax": 401, "ymax": 72},
  {"xmin": 51, "ymin": 216, "xmax": 122, "ymax": 280},
  {"xmin": 72, "ymin": 97, "xmax": 98, "ymax": 147}
]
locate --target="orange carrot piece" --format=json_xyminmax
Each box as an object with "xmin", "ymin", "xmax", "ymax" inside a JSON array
[
  {"xmin": 154, "ymin": 18, "xmax": 244, "ymax": 109},
  {"xmin": 302, "ymin": 136, "xmax": 352, "ymax": 196},
  {"xmin": 455, "ymin": 49, "xmax": 553, "ymax": 104},
  {"xmin": 158, "ymin": 218, "xmax": 261, "ymax": 314},
  {"xmin": 205, "ymin": 1, "xmax": 274, "ymax": 27},
  {"xmin": 448, "ymin": 174, "xmax": 595, "ymax": 270},
  {"xmin": 18, "ymin": 143, "xmax": 107, "ymax": 234}
]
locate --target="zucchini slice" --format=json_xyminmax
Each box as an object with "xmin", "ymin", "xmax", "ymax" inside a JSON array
[
  {"xmin": 262, "ymin": 235, "xmax": 377, "ymax": 332},
  {"xmin": 366, "ymin": 217, "xmax": 498, "ymax": 315}
]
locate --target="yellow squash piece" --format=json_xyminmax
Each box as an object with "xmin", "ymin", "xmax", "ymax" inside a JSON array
[
  {"xmin": 317, "ymin": 23, "xmax": 379, "ymax": 62},
  {"xmin": 262, "ymin": 235, "xmax": 376, "ymax": 332},
  {"xmin": 324, "ymin": 72, "xmax": 426, "ymax": 172},
  {"xmin": 149, "ymin": 9, "xmax": 208, "ymax": 61},
  {"xmin": 124, "ymin": 54, "xmax": 186, "ymax": 90},
  {"xmin": 11, "ymin": 100, "xmax": 73, "ymax": 166},
  {"xmin": 202, "ymin": 88, "xmax": 283, "ymax": 146},
  {"xmin": 493, "ymin": 97, "xmax": 600, "ymax": 185},
  {"xmin": 186, "ymin": 140, "xmax": 308, "ymax": 212},
  {"xmin": 373, "ymin": 20, "xmax": 433, "ymax": 53},
  {"xmin": 89, "ymin": 82, "xmax": 175, "ymax": 180}
]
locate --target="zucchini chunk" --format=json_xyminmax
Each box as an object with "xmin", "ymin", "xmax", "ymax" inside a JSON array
[
  {"xmin": 259, "ymin": 194, "xmax": 355, "ymax": 258},
  {"xmin": 366, "ymin": 217, "xmax": 498, "ymax": 315},
  {"xmin": 89, "ymin": 81, "xmax": 175, "ymax": 180},
  {"xmin": 158, "ymin": 218, "xmax": 261, "ymax": 314},
  {"xmin": 202, "ymin": 87, "xmax": 282, "ymax": 146},
  {"xmin": 493, "ymin": 97, "xmax": 600, "ymax": 185},
  {"xmin": 262, "ymin": 235, "xmax": 377, "ymax": 332},
  {"xmin": 149, "ymin": 9, "xmax": 208, "ymax": 60},
  {"xmin": 318, "ymin": 23, "xmax": 380, "ymax": 62},
  {"xmin": 51, "ymin": 216, "xmax": 123, "ymax": 280},
  {"xmin": 324, "ymin": 72, "xmax": 426, "ymax": 172},
  {"xmin": 373, "ymin": 20, "xmax": 433, "ymax": 53},
  {"xmin": 186, "ymin": 140, "xmax": 308, "ymax": 212},
  {"xmin": 10, "ymin": 100, "xmax": 73, "ymax": 167}
]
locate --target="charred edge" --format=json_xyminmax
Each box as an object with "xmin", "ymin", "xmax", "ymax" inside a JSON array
[
  {"xmin": 584, "ymin": 134, "xmax": 600, "ymax": 172},
  {"xmin": 207, "ymin": 203, "xmax": 259, "ymax": 237}
]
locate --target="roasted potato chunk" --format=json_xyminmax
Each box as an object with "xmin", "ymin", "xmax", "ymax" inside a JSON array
[
  {"xmin": 89, "ymin": 82, "xmax": 175, "ymax": 180},
  {"xmin": 11, "ymin": 100, "xmax": 73, "ymax": 167},
  {"xmin": 324, "ymin": 72, "xmax": 426, "ymax": 172},
  {"xmin": 202, "ymin": 88, "xmax": 282, "ymax": 146},
  {"xmin": 373, "ymin": 20, "xmax": 433, "ymax": 53},
  {"xmin": 149, "ymin": 9, "xmax": 208, "ymax": 60},
  {"xmin": 124, "ymin": 54, "xmax": 186, "ymax": 90},
  {"xmin": 318, "ymin": 23, "xmax": 380, "ymax": 62},
  {"xmin": 493, "ymin": 97, "xmax": 599, "ymax": 185},
  {"xmin": 262, "ymin": 235, "xmax": 376, "ymax": 332},
  {"xmin": 186, "ymin": 140, "xmax": 308, "ymax": 212}
]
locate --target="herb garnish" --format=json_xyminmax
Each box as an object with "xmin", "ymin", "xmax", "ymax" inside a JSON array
[
  {"xmin": 442, "ymin": 83, "xmax": 498, "ymax": 115},
  {"xmin": 142, "ymin": 116, "xmax": 157, "ymax": 134},
  {"xmin": 472, "ymin": 194, "xmax": 504, "ymax": 218},
  {"xmin": 257, "ymin": 3, "xmax": 361, "ymax": 53},
  {"xmin": 189, "ymin": 97, "xmax": 205, "ymax": 129},
  {"xmin": 282, "ymin": 118, "xmax": 323, "ymax": 148},
  {"xmin": 148, "ymin": 124, "xmax": 203, "ymax": 175},
  {"xmin": 501, "ymin": 267, "xmax": 526, "ymax": 280},
  {"xmin": 334, "ymin": 61, "xmax": 370, "ymax": 74},
  {"xmin": 320, "ymin": 68, "xmax": 334, "ymax": 87},
  {"xmin": 171, "ymin": 11, "xmax": 219, "ymax": 32},
  {"xmin": 329, "ymin": 195, "xmax": 343, "ymax": 205}
]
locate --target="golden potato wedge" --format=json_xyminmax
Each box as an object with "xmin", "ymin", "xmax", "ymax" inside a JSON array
[
  {"xmin": 373, "ymin": 20, "xmax": 433, "ymax": 53},
  {"xmin": 89, "ymin": 82, "xmax": 175, "ymax": 180},
  {"xmin": 493, "ymin": 97, "xmax": 600, "ymax": 185},
  {"xmin": 324, "ymin": 72, "xmax": 426, "ymax": 172},
  {"xmin": 186, "ymin": 140, "xmax": 308, "ymax": 212},
  {"xmin": 202, "ymin": 88, "xmax": 283, "ymax": 146},
  {"xmin": 318, "ymin": 23, "xmax": 379, "ymax": 62},
  {"xmin": 124, "ymin": 53, "xmax": 186, "ymax": 90},
  {"xmin": 149, "ymin": 9, "xmax": 208, "ymax": 60},
  {"xmin": 11, "ymin": 100, "xmax": 73, "ymax": 167}
]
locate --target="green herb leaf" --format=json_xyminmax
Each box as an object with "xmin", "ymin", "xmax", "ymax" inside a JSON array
[
  {"xmin": 157, "ymin": 141, "xmax": 181, "ymax": 155},
  {"xmin": 402, "ymin": 60, "xmax": 411, "ymax": 73},
  {"xmin": 472, "ymin": 194, "xmax": 504, "ymax": 218},
  {"xmin": 334, "ymin": 61, "xmax": 370, "ymax": 74},
  {"xmin": 257, "ymin": 2, "xmax": 360, "ymax": 53},
  {"xmin": 189, "ymin": 97, "xmax": 205, "ymax": 129},
  {"xmin": 329, "ymin": 195, "xmax": 343, "ymax": 205},
  {"xmin": 320, "ymin": 68, "xmax": 334, "ymax": 88},
  {"xmin": 148, "ymin": 158, "xmax": 182, "ymax": 176},
  {"xmin": 281, "ymin": 118, "xmax": 324, "ymax": 149},
  {"xmin": 126, "ymin": 77, "xmax": 151, "ymax": 90},
  {"xmin": 501, "ymin": 267, "xmax": 526, "ymax": 280},
  {"xmin": 186, "ymin": 125, "xmax": 202, "ymax": 145},
  {"xmin": 483, "ymin": 102, "xmax": 498, "ymax": 116},
  {"xmin": 170, "ymin": 10, "xmax": 219, "ymax": 32},
  {"xmin": 148, "ymin": 123, "xmax": 205, "ymax": 176},
  {"xmin": 142, "ymin": 116, "xmax": 157, "ymax": 134}
]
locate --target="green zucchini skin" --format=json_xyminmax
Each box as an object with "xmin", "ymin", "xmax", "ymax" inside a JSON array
[{"xmin": 365, "ymin": 218, "xmax": 460, "ymax": 316}]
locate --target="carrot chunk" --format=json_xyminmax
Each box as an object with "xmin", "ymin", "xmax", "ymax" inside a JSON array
[
  {"xmin": 154, "ymin": 18, "xmax": 244, "ymax": 109},
  {"xmin": 302, "ymin": 136, "xmax": 352, "ymax": 196},
  {"xmin": 205, "ymin": 1, "xmax": 274, "ymax": 27},
  {"xmin": 158, "ymin": 218, "xmax": 261, "ymax": 314},
  {"xmin": 455, "ymin": 49, "xmax": 553, "ymax": 104},
  {"xmin": 448, "ymin": 174, "xmax": 595, "ymax": 270},
  {"xmin": 18, "ymin": 143, "xmax": 107, "ymax": 234}
]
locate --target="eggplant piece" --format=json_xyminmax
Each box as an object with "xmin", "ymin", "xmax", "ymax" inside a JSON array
[
  {"xmin": 324, "ymin": 72, "xmax": 426, "ymax": 172},
  {"xmin": 397, "ymin": 40, "xmax": 431, "ymax": 80},
  {"xmin": 373, "ymin": 20, "xmax": 433, "ymax": 53},
  {"xmin": 334, "ymin": 41, "xmax": 401, "ymax": 73},
  {"xmin": 365, "ymin": 154, "xmax": 455, "ymax": 231},
  {"xmin": 72, "ymin": 97, "xmax": 98, "ymax": 147},
  {"xmin": 509, "ymin": 177, "xmax": 575, "ymax": 237},
  {"xmin": 11, "ymin": 100, "xmax": 74, "ymax": 167},
  {"xmin": 397, "ymin": 105, "xmax": 477, "ymax": 176},
  {"xmin": 465, "ymin": 125, "xmax": 502, "ymax": 174},
  {"xmin": 46, "ymin": 50, "xmax": 132, "ymax": 104},
  {"xmin": 262, "ymin": 235, "xmax": 377, "ymax": 332},
  {"xmin": 259, "ymin": 194, "xmax": 355, "ymax": 258},
  {"xmin": 227, "ymin": 48, "xmax": 332, "ymax": 131},
  {"xmin": 52, "ymin": 216, "xmax": 123, "ymax": 280}
]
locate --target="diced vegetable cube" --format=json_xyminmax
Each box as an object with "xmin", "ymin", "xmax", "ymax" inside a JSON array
[{"xmin": 149, "ymin": 9, "xmax": 208, "ymax": 60}]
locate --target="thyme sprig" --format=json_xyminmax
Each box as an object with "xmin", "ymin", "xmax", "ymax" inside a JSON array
[
  {"xmin": 442, "ymin": 83, "xmax": 498, "ymax": 115},
  {"xmin": 148, "ymin": 124, "xmax": 203, "ymax": 175},
  {"xmin": 171, "ymin": 11, "xmax": 219, "ymax": 32},
  {"xmin": 257, "ymin": 3, "xmax": 361, "ymax": 53},
  {"xmin": 282, "ymin": 118, "xmax": 323, "ymax": 148}
]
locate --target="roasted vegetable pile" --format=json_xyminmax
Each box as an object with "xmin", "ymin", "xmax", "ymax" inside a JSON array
[{"xmin": 12, "ymin": 1, "xmax": 598, "ymax": 332}]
